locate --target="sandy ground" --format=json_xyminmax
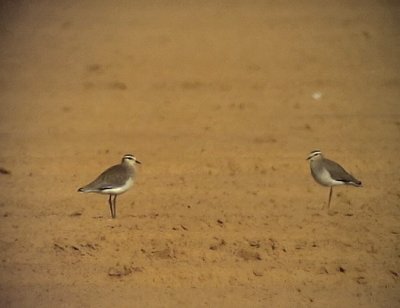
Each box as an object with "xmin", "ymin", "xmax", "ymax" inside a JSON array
[{"xmin": 0, "ymin": 1, "xmax": 399, "ymax": 307}]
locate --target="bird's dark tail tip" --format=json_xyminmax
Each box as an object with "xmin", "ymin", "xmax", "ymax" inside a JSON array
[{"xmin": 78, "ymin": 187, "xmax": 84, "ymax": 192}]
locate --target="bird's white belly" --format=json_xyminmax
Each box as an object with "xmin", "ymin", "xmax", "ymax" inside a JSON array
[{"xmin": 101, "ymin": 178, "xmax": 134, "ymax": 195}]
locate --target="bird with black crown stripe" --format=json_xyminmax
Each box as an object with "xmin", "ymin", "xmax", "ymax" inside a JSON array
[
  {"xmin": 78, "ymin": 154, "xmax": 141, "ymax": 218},
  {"xmin": 307, "ymin": 150, "xmax": 362, "ymax": 209}
]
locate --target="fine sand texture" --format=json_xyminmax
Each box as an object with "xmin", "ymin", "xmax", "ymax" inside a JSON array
[{"xmin": 0, "ymin": 1, "xmax": 399, "ymax": 307}]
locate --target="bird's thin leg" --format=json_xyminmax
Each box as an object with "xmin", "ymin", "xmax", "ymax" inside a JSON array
[
  {"xmin": 113, "ymin": 195, "xmax": 117, "ymax": 219},
  {"xmin": 328, "ymin": 187, "xmax": 333, "ymax": 209},
  {"xmin": 108, "ymin": 195, "xmax": 113, "ymax": 218}
]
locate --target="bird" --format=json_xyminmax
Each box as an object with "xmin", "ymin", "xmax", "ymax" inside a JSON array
[
  {"xmin": 307, "ymin": 150, "xmax": 362, "ymax": 209},
  {"xmin": 78, "ymin": 154, "xmax": 141, "ymax": 218}
]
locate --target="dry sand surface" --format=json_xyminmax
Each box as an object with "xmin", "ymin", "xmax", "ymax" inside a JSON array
[{"xmin": 0, "ymin": 1, "xmax": 399, "ymax": 307}]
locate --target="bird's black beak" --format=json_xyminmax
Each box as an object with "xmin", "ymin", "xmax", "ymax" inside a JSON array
[{"xmin": 136, "ymin": 160, "xmax": 142, "ymax": 164}]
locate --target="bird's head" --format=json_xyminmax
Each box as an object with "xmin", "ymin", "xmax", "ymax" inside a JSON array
[
  {"xmin": 306, "ymin": 150, "xmax": 323, "ymax": 161},
  {"xmin": 122, "ymin": 154, "xmax": 141, "ymax": 166}
]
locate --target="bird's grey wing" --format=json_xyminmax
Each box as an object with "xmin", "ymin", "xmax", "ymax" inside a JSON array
[
  {"xmin": 87, "ymin": 165, "xmax": 130, "ymax": 190},
  {"xmin": 324, "ymin": 159, "xmax": 359, "ymax": 183}
]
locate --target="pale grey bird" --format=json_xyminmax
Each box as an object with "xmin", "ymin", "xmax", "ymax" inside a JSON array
[
  {"xmin": 78, "ymin": 154, "xmax": 141, "ymax": 218},
  {"xmin": 307, "ymin": 150, "xmax": 362, "ymax": 208}
]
